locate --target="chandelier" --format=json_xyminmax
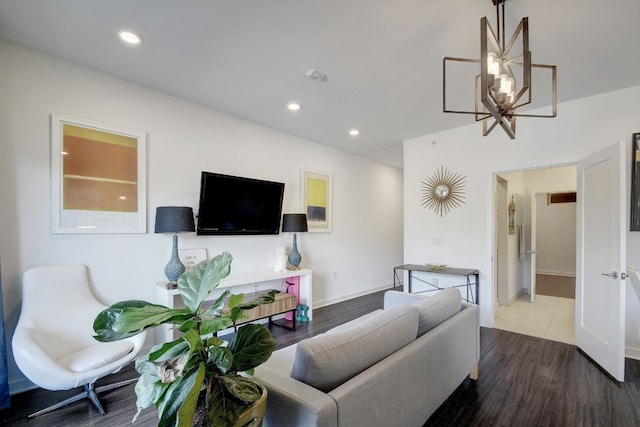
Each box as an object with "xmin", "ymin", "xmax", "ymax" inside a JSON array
[{"xmin": 443, "ymin": 0, "xmax": 556, "ymax": 139}]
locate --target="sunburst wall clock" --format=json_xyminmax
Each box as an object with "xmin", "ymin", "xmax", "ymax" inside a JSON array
[{"xmin": 420, "ymin": 166, "xmax": 467, "ymax": 216}]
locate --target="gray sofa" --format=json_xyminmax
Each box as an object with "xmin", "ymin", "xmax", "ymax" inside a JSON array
[{"xmin": 252, "ymin": 288, "xmax": 480, "ymax": 427}]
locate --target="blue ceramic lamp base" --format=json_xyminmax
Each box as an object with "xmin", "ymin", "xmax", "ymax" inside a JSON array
[
  {"xmin": 164, "ymin": 234, "xmax": 185, "ymax": 283},
  {"xmin": 288, "ymin": 233, "xmax": 302, "ymax": 270}
]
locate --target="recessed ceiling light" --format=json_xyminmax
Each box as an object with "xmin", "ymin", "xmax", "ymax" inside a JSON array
[
  {"xmin": 348, "ymin": 129, "xmax": 360, "ymax": 136},
  {"xmin": 287, "ymin": 102, "xmax": 302, "ymax": 111},
  {"xmin": 118, "ymin": 31, "xmax": 143, "ymax": 45}
]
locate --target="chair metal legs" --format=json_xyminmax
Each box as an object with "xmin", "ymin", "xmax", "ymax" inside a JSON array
[{"xmin": 28, "ymin": 377, "xmax": 137, "ymax": 418}]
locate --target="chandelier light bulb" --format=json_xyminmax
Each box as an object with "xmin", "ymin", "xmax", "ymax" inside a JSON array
[
  {"xmin": 487, "ymin": 52, "xmax": 500, "ymax": 77},
  {"xmin": 499, "ymin": 75, "xmax": 513, "ymax": 94}
]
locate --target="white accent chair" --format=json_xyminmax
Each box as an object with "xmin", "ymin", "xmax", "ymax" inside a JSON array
[{"xmin": 12, "ymin": 264, "xmax": 146, "ymax": 417}]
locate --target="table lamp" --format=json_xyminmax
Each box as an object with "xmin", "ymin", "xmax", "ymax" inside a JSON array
[
  {"xmin": 282, "ymin": 213, "xmax": 308, "ymax": 270},
  {"xmin": 155, "ymin": 206, "xmax": 195, "ymax": 284}
]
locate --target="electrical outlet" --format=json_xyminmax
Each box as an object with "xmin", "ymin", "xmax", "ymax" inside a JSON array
[
  {"xmin": 333, "ymin": 271, "xmax": 338, "ymax": 279},
  {"xmin": 254, "ymin": 284, "xmax": 258, "ymax": 293},
  {"xmin": 432, "ymin": 278, "xmax": 439, "ymax": 286},
  {"xmin": 432, "ymin": 237, "xmax": 444, "ymax": 245}
]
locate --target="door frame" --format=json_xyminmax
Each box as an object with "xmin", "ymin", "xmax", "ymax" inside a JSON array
[
  {"xmin": 489, "ymin": 160, "xmax": 578, "ymax": 325},
  {"xmin": 495, "ymin": 177, "xmax": 509, "ymax": 307}
]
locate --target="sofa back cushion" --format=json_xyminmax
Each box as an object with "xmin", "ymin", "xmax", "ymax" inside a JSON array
[
  {"xmin": 290, "ymin": 305, "xmax": 418, "ymax": 392},
  {"xmin": 413, "ymin": 287, "xmax": 461, "ymax": 336}
]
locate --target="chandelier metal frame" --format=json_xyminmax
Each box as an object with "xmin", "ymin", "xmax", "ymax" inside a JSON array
[{"xmin": 443, "ymin": 0, "xmax": 557, "ymax": 139}]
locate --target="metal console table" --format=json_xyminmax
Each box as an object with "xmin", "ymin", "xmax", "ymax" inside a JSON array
[{"xmin": 393, "ymin": 264, "xmax": 479, "ymax": 304}]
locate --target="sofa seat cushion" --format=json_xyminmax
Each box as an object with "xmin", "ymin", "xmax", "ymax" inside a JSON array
[
  {"xmin": 413, "ymin": 287, "xmax": 461, "ymax": 336},
  {"xmin": 290, "ymin": 305, "xmax": 418, "ymax": 392}
]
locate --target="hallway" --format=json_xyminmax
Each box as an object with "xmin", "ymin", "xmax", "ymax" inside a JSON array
[{"xmin": 494, "ymin": 294, "xmax": 575, "ymax": 345}]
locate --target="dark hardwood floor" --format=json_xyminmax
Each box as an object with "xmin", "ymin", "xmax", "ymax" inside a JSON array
[{"xmin": 2, "ymin": 288, "xmax": 640, "ymax": 426}]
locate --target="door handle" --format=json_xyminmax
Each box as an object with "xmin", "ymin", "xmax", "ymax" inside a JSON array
[{"xmin": 601, "ymin": 271, "xmax": 619, "ymax": 279}]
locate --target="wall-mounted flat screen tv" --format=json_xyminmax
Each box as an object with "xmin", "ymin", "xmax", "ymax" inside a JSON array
[{"xmin": 197, "ymin": 171, "xmax": 285, "ymax": 235}]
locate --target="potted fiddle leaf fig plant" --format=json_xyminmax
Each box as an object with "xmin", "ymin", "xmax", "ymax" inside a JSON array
[{"xmin": 93, "ymin": 252, "xmax": 276, "ymax": 427}]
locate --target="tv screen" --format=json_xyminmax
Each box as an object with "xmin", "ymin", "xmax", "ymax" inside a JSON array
[{"xmin": 197, "ymin": 172, "xmax": 285, "ymax": 235}]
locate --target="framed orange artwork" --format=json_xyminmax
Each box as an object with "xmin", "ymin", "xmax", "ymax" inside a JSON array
[{"xmin": 51, "ymin": 114, "xmax": 147, "ymax": 233}]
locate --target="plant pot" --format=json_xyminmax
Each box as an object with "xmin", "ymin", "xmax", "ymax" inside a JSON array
[
  {"xmin": 234, "ymin": 384, "xmax": 268, "ymax": 427},
  {"xmin": 192, "ymin": 384, "xmax": 267, "ymax": 427}
]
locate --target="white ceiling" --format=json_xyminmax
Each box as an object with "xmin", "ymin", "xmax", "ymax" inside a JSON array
[{"xmin": 1, "ymin": 0, "xmax": 640, "ymax": 169}]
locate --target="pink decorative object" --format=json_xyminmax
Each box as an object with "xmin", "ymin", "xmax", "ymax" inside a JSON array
[{"xmin": 284, "ymin": 276, "xmax": 300, "ymax": 321}]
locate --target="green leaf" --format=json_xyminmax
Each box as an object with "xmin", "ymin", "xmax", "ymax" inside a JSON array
[
  {"xmin": 176, "ymin": 362, "xmax": 206, "ymax": 427},
  {"xmin": 227, "ymin": 293, "xmax": 244, "ymax": 309},
  {"xmin": 182, "ymin": 328, "xmax": 205, "ymax": 354},
  {"xmin": 207, "ymin": 346, "xmax": 233, "ymax": 375},
  {"xmin": 200, "ymin": 316, "xmax": 234, "ymax": 336},
  {"xmin": 229, "ymin": 290, "xmax": 277, "ymax": 322},
  {"xmin": 207, "ymin": 380, "xmax": 243, "ymax": 427},
  {"xmin": 199, "ymin": 289, "xmax": 231, "ymax": 320},
  {"xmin": 228, "ymin": 306, "xmax": 247, "ymax": 323},
  {"xmin": 93, "ymin": 300, "xmax": 191, "ymax": 342},
  {"xmin": 134, "ymin": 357, "xmax": 157, "ymax": 378},
  {"xmin": 149, "ymin": 340, "xmax": 189, "ymax": 363},
  {"xmin": 228, "ymin": 324, "xmax": 275, "ymax": 372},
  {"xmin": 157, "ymin": 366, "xmax": 202, "ymax": 427},
  {"xmin": 219, "ymin": 375, "xmax": 263, "ymax": 403},
  {"xmin": 207, "ymin": 336, "xmax": 225, "ymax": 347},
  {"xmin": 133, "ymin": 357, "xmax": 168, "ymax": 422},
  {"xmin": 240, "ymin": 290, "xmax": 276, "ymax": 308},
  {"xmin": 133, "ymin": 375, "xmax": 168, "ymax": 423},
  {"xmin": 178, "ymin": 252, "xmax": 233, "ymax": 312}
]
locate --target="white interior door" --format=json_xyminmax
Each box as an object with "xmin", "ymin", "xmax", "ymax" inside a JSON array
[
  {"xmin": 496, "ymin": 178, "xmax": 509, "ymax": 306},
  {"xmin": 529, "ymin": 193, "xmax": 537, "ymax": 302},
  {"xmin": 576, "ymin": 140, "xmax": 626, "ymax": 382},
  {"xmin": 520, "ymin": 192, "xmax": 537, "ymax": 301}
]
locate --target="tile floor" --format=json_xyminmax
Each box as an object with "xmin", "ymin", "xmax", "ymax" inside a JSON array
[{"xmin": 494, "ymin": 293, "xmax": 575, "ymax": 345}]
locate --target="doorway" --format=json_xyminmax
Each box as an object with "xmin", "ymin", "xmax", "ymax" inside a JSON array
[{"xmin": 493, "ymin": 165, "xmax": 577, "ymax": 344}]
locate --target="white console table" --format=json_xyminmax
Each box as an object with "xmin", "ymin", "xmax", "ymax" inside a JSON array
[{"xmin": 155, "ymin": 269, "xmax": 312, "ymax": 342}]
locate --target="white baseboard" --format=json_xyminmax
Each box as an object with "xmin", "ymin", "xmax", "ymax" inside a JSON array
[
  {"xmin": 626, "ymin": 345, "xmax": 640, "ymax": 360},
  {"xmin": 314, "ymin": 283, "xmax": 395, "ymax": 309},
  {"xmin": 508, "ymin": 289, "xmax": 524, "ymax": 305},
  {"xmin": 9, "ymin": 377, "xmax": 36, "ymax": 395}
]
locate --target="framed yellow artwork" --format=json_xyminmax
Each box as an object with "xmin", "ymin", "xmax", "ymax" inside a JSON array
[
  {"xmin": 51, "ymin": 114, "xmax": 147, "ymax": 233},
  {"xmin": 301, "ymin": 169, "xmax": 332, "ymax": 232}
]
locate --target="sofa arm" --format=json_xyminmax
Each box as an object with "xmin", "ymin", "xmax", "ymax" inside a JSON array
[
  {"xmin": 252, "ymin": 365, "xmax": 338, "ymax": 427},
  {"xmin": 461, "ymin": 301, "xmax": 480, "ymax": 379}
]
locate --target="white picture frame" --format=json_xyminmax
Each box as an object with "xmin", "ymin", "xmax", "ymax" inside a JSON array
[
  {"xmin": 51, "ymin": 114, "xmax": 147, "ymax": 234},
  {"xmin": 301, "ymin": 169, "xmax": 332, "ymax": 232}
]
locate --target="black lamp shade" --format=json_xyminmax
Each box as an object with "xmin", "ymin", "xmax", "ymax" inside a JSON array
[
  {"xmin": 155, "ymin": 206, "xmax": 196, "ymax": 233},
  {"xmin": 282, "ymin": 213, "xmax": 308, "ymax": 233}
]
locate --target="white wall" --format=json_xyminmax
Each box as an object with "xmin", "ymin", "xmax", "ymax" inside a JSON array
[
  {"xmin": 536, "ymin": 193, "xmax": 576, "ymax": 276},
  {"xmin": 526, "ymin": 167, "xmax": 577, "ymax": 276},
  {"xmin": 0, "ymin": 42, "xmax": 404, "ymax": 392},
  {"xmin": 404, "ymin": 84, "xmax": 640, "ymax": 357}
]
